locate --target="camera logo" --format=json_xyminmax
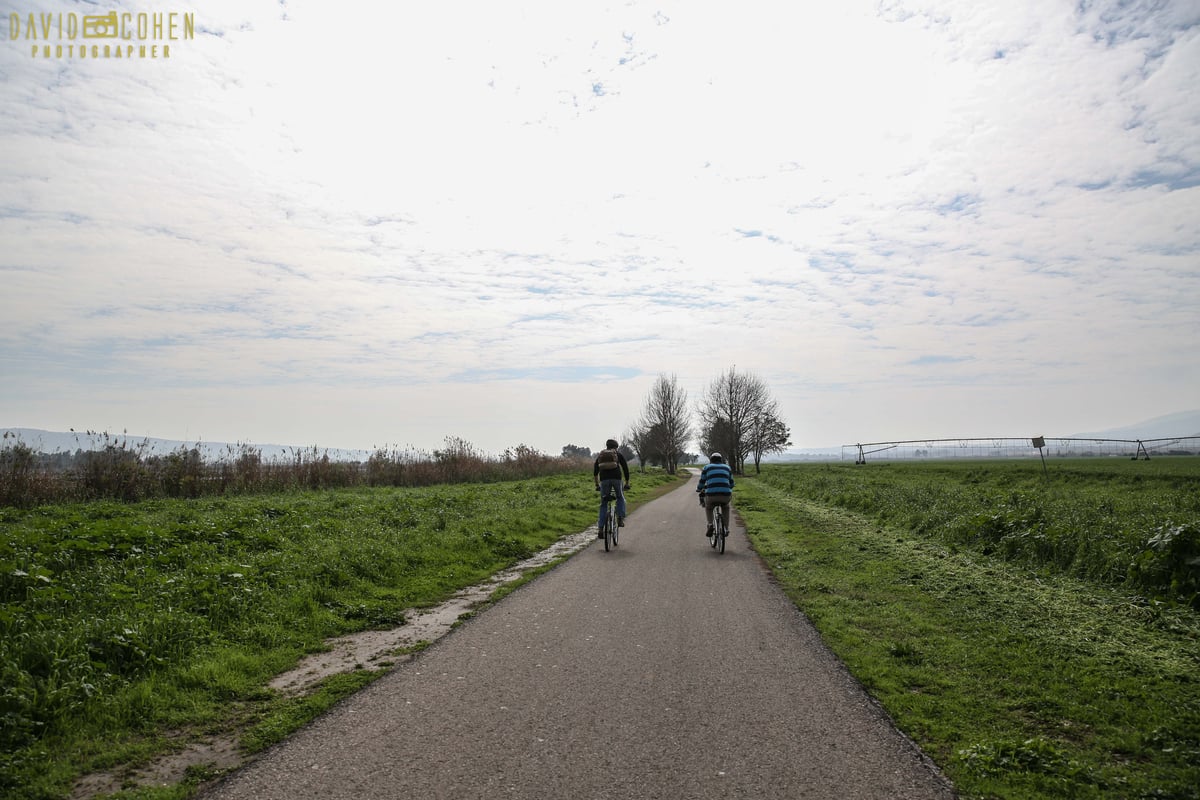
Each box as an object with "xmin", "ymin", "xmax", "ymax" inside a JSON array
[{"xmin": 82, "ymin": 12, "xmax": 119, "ymax": 39}]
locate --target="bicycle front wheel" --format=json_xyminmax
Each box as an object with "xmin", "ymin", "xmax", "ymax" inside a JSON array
[{"xmin": 716, "ymin": 506, "xmax": 726, "ymax": 554}]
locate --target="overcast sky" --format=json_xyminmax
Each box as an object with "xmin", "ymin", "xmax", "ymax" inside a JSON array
[{"xmin": 1, "ymin": 0, "xmax": 1198, "ymax": 456}]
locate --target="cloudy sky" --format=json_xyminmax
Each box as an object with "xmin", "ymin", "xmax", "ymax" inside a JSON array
[{"xmin": 1, "ymin": 0, "xmax": 1198, "ymax": 456}]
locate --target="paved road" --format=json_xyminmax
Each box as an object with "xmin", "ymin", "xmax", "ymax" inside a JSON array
[{"xmin": 201, "ymin": 475, "xmax": 956, "ymax": 799}]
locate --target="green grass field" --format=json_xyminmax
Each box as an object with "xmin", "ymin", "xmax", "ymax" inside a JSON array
[
  {"xmin": 0, "ymin": 469, "xmax": 682, "ymax": 799},
  {"xmin": 737, "ymin": 459, "xmax": 1200, "ymax": 800},
  {"xmin": 769, "ymin": 457, "xmax": 1200, "ymax": 603},
  {"xmin": 4, "ymin": 458, "xmax": 1198, "ymax": 799}
]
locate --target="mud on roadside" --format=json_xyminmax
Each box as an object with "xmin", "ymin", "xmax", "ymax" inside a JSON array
[{"xmin": 70, "ymin": 527, "xmax": 600, "ymax": 799}]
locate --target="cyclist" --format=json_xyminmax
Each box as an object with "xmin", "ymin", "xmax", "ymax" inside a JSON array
[
  {"xmin": 696, "ymin": 452, "xmax": 734, "ymax": 536},
  {"xmin": 593, "ymin": 438, "xmax": 631, "ymax": 536}
]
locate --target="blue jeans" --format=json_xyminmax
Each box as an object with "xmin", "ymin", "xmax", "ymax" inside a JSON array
[{"xmin": 598, "ymin": 478, "xmax": 626, "ymax": 528}]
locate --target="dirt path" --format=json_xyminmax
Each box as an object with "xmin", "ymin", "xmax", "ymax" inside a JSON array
[{"xmin": 199, "ymin": 474, "xmax": 956, "ymax": 799}]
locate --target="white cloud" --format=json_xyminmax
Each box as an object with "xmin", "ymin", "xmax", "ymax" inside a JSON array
[{"xmin": 1, "ymin": 0, "xmax": 1197, "ymax": 453}]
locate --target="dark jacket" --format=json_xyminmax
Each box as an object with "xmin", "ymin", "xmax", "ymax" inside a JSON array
[{"xmin": 593, "ymin": 448, "xmax": 630, "ymax": 483}]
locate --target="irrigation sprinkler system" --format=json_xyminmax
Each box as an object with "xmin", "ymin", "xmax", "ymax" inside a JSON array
[{"xmin": 844, "ymin": 436, "xmax": 1200, "ymax": 464}]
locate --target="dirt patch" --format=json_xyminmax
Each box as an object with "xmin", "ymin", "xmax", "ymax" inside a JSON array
[
  {"xmin": 270, "ymin": 527, "xmax": 596, "ymax": 695},
  {"xmin": 70, "ymin": 737, "xmax": 242, "ymax": 799},
  {"xmin": 70, "ymin": 527, "xmax": 598, "ymax": 799}
]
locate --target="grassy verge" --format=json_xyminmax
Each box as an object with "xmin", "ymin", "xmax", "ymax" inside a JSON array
[
  {"xmin": 737, "ymin": 464, "xmax": 1200, "ymax": 800},
  {"xmin": 0, "ymin": 468, "xmax": 682, "ymax": 799},
  {"xmin": 757, "ymin": 458, "xmax": 1200, "ymax": 604}
]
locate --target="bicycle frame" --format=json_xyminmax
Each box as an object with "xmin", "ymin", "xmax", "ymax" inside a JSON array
[
  {"xmin": 600, "ymin": 487, "xmax": 619, "ymax": 551},
  {"xmin": 708, "ymin": 501, "xmax": 727, "ymax": 554}
]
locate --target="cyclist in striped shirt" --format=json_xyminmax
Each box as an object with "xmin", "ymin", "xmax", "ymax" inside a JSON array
[{"xmin": 696, "ymin": 452, "xmax": 734, "ymax": 536}]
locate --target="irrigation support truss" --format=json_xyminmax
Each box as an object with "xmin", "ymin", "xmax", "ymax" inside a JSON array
[{"xmin": 843, "ymin": 436, "xmax": 1200, "ymax": 464}]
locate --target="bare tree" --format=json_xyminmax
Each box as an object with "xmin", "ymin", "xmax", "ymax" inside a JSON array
[
  {"xmin": 696, "ymin": 366, "xmax": 775, "ymax": 474},
  {"xmin": 747, "ymin": 402, "xmax": 791, "ymax": 473},
  {"xmin": 638, "ymin": 373, "xmax": 691, "ymax": 474},
  {"xmin": 623, "ymin": 424, "xmax": 649, "ymax": 472},
  {"xmin": 698, "ymin": 418, "xmax": 734, "ymax": 462}
]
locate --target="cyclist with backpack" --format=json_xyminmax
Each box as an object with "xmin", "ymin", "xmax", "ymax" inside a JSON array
[
  {"xmin": 696, "ymin": 452, "xmax": 734, "ymax": 536},
  {"xmin": 593, "ymin": 439, "xmax": 630, "ymax": 536}
]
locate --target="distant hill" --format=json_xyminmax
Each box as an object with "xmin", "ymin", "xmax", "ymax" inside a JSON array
[
  {"xmin": 0, "ymin": 428, "xmax": 372, "ymax": 462},
  {"xmin": 1069, "ymin": 410, "xmax": 1200, "ymax": 440},
  {"xmin": 768, "ymin": 447, "xmax": 843, "ymax": 462}
]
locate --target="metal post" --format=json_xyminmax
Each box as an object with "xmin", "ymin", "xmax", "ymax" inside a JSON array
[{"xmin": 1032, "ymin": 436, "xmax": 1047, "ymax": 476}]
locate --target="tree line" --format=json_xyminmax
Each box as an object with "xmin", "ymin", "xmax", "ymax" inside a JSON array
[{"xmin": 623, "ymin": 367, "xmax": 791, "ymax": 475}]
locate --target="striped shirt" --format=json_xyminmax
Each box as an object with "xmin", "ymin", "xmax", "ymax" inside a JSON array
[{"xmin": 697, "ymin": 462, "xmax": 734, "ymax": 496}]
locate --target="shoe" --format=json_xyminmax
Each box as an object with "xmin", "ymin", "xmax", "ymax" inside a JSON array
[
  {"xmin": 706, "ymin": 525, "xmax": 714, "ymax": 535},
  {"xmin": 618, "ymin": 517, "xmax": 625, "ymax": 527}
]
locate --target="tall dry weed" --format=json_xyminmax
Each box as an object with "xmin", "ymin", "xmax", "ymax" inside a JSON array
[{"xmin": 0, "ymin": 432, "xmax": 578, "ymax": 507}]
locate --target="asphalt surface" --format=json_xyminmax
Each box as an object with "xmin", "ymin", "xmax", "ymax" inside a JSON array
[{"xmin": 201, "ymin": 474, "xmax": 956, "ymax": 799}]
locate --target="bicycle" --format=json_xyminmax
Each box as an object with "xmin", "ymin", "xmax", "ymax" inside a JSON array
[
  {"xmin": 598, "ymin": 485, "xmax": 619, "ymax": 552},
  {"xmin": 708, "ymin": 502, "xmax": 728, "ymax": 554}
]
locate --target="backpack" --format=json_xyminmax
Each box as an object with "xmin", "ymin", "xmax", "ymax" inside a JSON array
[{"xmin": 597, "ymin": 448, "xmax": 620, "ymax": 468}]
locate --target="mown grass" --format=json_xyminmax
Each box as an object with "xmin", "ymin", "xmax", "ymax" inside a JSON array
[
  {"xmin": 0, "ymin": 468, "xmax": 682, "ymax": 799},
  {"xmin": 737, "ymin": 460, "xmax": 1200, "ymax": 800},
  {"xmin": 760, "ymin": 458, "xmax": 1200, "ymax": 605}
]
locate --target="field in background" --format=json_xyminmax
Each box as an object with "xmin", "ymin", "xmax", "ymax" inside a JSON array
[
  {"xmin": 738, "ymin": 459, "xmax": 1200, "ymax": 799},
  {"xmin": 0, "ymin": 469, "xmax": 683, "ymax": 799},
  {"xmin": 839, "ymin": 436, "xmax": 1200, "ymax": 463}
]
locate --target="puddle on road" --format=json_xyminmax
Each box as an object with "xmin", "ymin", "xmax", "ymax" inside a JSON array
[{"xmin": 70, "ymin": 527, "xmax": 600, "ymax": 799}]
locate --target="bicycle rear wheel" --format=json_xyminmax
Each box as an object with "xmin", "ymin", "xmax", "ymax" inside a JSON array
[
  {"xmin": 603, "ymin": 501, "xmax": 614, "ymax": 551},
  {"xmin": 716, "ymin": 505, "xmax": 726, "ymax": 554}
]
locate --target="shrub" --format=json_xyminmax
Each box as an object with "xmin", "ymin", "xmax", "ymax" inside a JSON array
[
  {"xmin": 0, "ymin": 434, "xmax": 581, "ymax": 507},
  {"xmin": 1129, "ymin": 523, "xmax": 1200, "ymax": 607},
  {"xmin": 0, "ymin": 442, "xmax": 55, "ymax": 508}
]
